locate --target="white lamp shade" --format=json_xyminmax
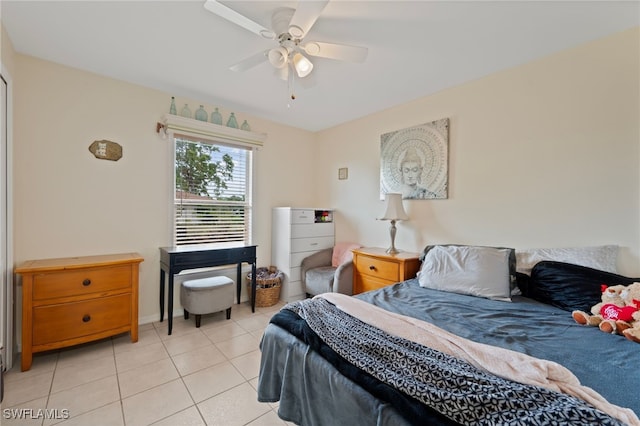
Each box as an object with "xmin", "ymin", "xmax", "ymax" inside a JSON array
[
  {"xmin": 292, "ymin": 52, "xmax": 314, "ymax": 78},
  {"xmin": 268, "ymin": 47, "xmax": 288, "ymax": 68},
  {"xmin": 380, "ymin": 193, "xmax": 409, "ymax": 221}
]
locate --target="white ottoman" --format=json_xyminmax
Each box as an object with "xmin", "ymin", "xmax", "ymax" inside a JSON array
[{"xmin": 180, "ymin": 276, "xmax": 234, "ymax": 328}]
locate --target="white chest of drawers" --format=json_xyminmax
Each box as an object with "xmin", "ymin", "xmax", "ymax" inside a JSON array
[{"xmin": 272, "ymin": 208, "xmax": 334, "ymax": 301}]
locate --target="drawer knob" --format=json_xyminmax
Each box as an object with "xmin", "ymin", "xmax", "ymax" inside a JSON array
[
  {"xmin": 82, "ymin": 314, "xmax": 91, "ymax": 323},
  {"xmin": 369, "ymin": 265, "xmax": 376, "ymax": 270},
  {"xmin": 82, "ymin": 279, "xmax": 91, "ymax": 286}
]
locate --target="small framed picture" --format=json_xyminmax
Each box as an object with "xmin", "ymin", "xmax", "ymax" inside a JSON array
[{"xmin": 338, "ymin": 167, "xmax": 348, "ymax": 180}]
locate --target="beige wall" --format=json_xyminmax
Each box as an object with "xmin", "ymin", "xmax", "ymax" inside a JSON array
[
  {"xmin": 315, "ymin": 27, "xmax": 640, "ymax": 276},
  {"xmin": 9, "ymin": 53, "xmax": 317, "ymax": 326},
  {"xmin": 4, "ymin": 24, "xmax": 640, "ymax": 347}
]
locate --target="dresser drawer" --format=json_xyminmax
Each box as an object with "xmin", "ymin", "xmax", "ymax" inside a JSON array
[
  {"xmin": 291, "ymin": 223, "xmax": 334, "ymax": 238},
  {"xmin": 355, "ymin": 254, "xmax": 399, "ymax": 282},
  {"xmin": 33, "ymin": 294, "xmax": 132, "ymax": 345},
  {"xmin": 33, "ymin": 265, "xmax": 132, "ymax": 300},
  {"xmin": 291, "ymin": 209, "xmax": 315, "ymax": 224},
  {"xmin": 291, "ymin": 236, "xmax": 334, "ymax": 253}
]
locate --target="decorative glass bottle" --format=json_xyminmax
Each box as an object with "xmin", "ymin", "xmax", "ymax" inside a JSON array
[
  {"xmin": 210, "ymin": 107, "xmax": 223, "ymax": 125},
  {"xmin": 180, "ymin": 104, "xmax": 192, "ymax": 118},
  {"xmin": 195, "ymin": 105, "xmax": 208, "ymax": 121},
  {"xmin": 240, "ymin": 120, "xmax": 251, "ymax": 131},
  {"xmin": 226, "ymin": 112, "xmax": 238, "ymax": 128},
  {"xmin": 169, "ymin": 97, "xmax": 177, "ymax": 115}
]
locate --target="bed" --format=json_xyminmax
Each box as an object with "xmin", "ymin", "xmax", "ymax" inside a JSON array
[{"xmin": 257, "ymin": 244, "xmax": 640, "ymax": 426}]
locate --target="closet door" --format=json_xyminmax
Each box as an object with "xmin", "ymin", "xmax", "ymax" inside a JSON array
[{"xmin": 0, "ymin": 73, "xmax": 11, "ymax": 373}]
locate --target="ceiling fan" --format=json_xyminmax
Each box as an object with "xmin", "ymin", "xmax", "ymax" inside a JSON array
[{"xmin": 203, "ymin": 0, "xmax": 368, "ymax": 91}]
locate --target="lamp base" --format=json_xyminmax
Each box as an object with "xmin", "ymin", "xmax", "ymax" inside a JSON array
[
  {"xmin": 386, "ymin": 247, "xmax": 400, "ymax": 255},
  {"xmin": 386, "ymin": 219, "xmax": 400, "ymax": 255}
]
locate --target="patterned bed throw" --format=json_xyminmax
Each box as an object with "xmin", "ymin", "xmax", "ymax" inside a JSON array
[{"xmin": 274, "ymin": 297, "xmax": 626, "ymax": 426}]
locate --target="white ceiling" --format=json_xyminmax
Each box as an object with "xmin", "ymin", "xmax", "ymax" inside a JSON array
[{"xmin": 1, "ymin": 1, "xmax": 638, "ymax": 132}]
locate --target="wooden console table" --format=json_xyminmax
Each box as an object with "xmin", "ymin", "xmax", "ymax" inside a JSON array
[
  {"xmin": 159, "ymin": 243, "xmax": 257, "ymax": 335},
  {"xmin": 16, "ymin": 252, "xmax": 143, "ymax": 371}
]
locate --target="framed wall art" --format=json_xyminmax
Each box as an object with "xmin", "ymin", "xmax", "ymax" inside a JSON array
[{"xmin": 380, "ymin": 118, "xmax": 449, "ymax": 200}]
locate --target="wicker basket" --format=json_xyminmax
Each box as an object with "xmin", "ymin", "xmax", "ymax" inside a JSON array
[{"xmin": 247, "ymin": 266, "xmax": 282, "ymax": 307}]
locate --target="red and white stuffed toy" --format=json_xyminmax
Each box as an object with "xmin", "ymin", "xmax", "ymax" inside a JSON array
[
  {"xmin": 572, "ymin": 284, "xmax": 639, "ymax": 334},
  {"xmin": 620, "ymin": 282, "xmax": 640, "ymax": 343}
]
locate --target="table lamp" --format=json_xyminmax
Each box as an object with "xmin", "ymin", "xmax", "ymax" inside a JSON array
[{"xmin": 379, "ymin": 193, "xmax": 409, "ymax": 254}]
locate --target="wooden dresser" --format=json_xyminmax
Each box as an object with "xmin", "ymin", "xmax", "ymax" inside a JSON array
[
  {"xmin": 15, "ymin": 252, "xmax": 144, "ymax": 371},
  {"xmin": 352, "ymin": 247, "xmax": 421, "ymax": 295}
]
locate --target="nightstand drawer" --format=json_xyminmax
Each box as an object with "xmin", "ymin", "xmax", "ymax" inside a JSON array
[
  {"xmin": 355, "ymin": 254, "xmax": 399, "ymax": 281},
  {"xmin": 355, "ymin": 274, "xmax": 393, "ymax": 294},
  {"xmin": 352, "ymin": 248, "xmax": 421, "ymax": 295},
  {"xmin": 33, "ymin": 265, "xmax": 132, "ymax": 300},
  {"xmin": 33, "ymin": 294, "xmax": 132, "ymax": 345}
]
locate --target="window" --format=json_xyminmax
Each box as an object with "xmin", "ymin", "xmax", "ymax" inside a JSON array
[{"xmin": 174, "ymin": 136, "xmax": 253, "ymax": 246}]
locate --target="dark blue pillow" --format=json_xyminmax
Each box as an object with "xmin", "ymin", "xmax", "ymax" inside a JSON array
[{"xmin": 527, "ymin": 261, "xmax": 640, "ymax": 312}]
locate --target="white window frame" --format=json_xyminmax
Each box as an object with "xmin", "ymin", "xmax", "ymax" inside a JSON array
[{"xmin": 159, "ymin": 114, "xmax": 265, "ymax": 247}]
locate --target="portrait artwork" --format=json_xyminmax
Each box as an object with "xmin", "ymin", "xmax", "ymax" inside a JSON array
[{"xmin": 380, "ymin": 118, "xmax": 449, "ymax": 200}]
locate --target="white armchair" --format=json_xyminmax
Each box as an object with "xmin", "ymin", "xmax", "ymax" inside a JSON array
[{"xmin": 301, "ymin": 242, "xmax": 361, "ymax": 297}]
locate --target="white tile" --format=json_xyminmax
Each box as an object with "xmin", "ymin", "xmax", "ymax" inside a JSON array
[
  {"xmin": 1, "ymin": 396, "xmax": 48, "ymax": 426},
  {"xmin": 113, "ymin": 326, "xmax": 161, "ymax": 353},
  {"xmin": 50, "ymin": 401, "xmax": 124, "ymax": 426},
  {"xmin": 197, "ymin": 382, "xmax": 271, "ymax": 426},
  {"xmin": 214, "ymin": 333, "xmax": 261, "ymax": 359},
  {"xmin": 56, "ymin": 339, "xmax": 114, "ymax": 369},
  {"xmin": 162, "ymin": 331, "xmax": 212, "ymax": 357},
  {"xmin": 230, "ymin": 349, "xmax": 262, "ymax": 381},
  {"xmin": 172, "ymin": 344, "xmax": 227, "ymax": 377},
  {"xmin": 183, "ymin": 361, "xmax": 245, "ymax": 403},
  {"xmin": 3, "ymin": 370, "xmax": 54, "ymax": 407},
  {"xmin": 118, "ymin": 357, "xmax": 179, "ymax": 398},
  {"xmin": 51, "ymin": 355, "xmax": 116, "ymax": 393},
  {"xmin": 235, "ymin": 314, "xmax": 271, "ymax": 334},
  {"xmin": 201, "ymin": 321, "xmax": 248, "ymax": 344},
  {"xmin": 114, "ymin": 341, "xmax": 169, "ymax": 373},
  {"xmin": 46, "ymin": 375, "xmax": 120, "ymax": 421},
  {"xmin": 246, "ymin": 409, "xmax": 289, "ymax": 426},
  {"xmin": 8, "ymin": 305, "xmax": 276, "ymax": 426},
  {"xmin": 121, "ymin": 379, "xmax": 194, "ymax": 426},
  {"xmin": 155, "ymin": 318, "xmax": 200, "ymax": 340},
  {"xmin": 6, "ymin": 352, "xmax": 58, "ymax": 382},
  {"xmin": 151, "ymin": 405, "xmax": 206, "ymax": 426}
]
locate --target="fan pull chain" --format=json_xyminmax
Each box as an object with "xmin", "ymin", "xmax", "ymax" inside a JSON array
[{"xmin": 287, "ymin": 63, "xmax": 296, "ymax": 108}]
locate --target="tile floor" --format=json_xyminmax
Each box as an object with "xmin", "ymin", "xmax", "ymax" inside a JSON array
[{"xmin": 3, "ymin": 301, "xmax": 293, "ymax": 426}]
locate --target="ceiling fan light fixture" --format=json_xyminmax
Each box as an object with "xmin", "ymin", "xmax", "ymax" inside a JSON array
[
  {"xmin": 303, "ymin": 42, "xmax": 321, "ymax": 56},
  {"xmin": 268, "ymin": 47, "xmax": 289, "ymax": 68},
  {"xmin": 288, "ymin": 24, "xmax": 304, "ymax": 39},
  {"xmin": 292, "ymin": 52, "xmax": 313, "ymax": 78}
]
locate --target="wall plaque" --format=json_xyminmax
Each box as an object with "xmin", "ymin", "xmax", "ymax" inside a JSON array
[{"xmin": 88, "ymin": 140, "xmax": 122, "ymax": 161}]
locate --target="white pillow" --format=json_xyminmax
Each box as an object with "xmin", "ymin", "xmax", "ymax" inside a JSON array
[
  {"xmin": 418, "ymin": 245, "xmax": 512, "ymax": 302},
  {"xmin": 515, "ymin": 245, "xmax": 618, "ymax": 276}
]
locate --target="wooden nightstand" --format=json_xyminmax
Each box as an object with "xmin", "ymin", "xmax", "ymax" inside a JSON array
[{"xmin": 352, "ymin": 247, "xmax": 421, "ymax": 295}]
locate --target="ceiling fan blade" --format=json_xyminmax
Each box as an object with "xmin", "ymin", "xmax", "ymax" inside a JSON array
[
  {"xmin": 288, "ymin": 0, "xmax": 329, "ymax": 38},
  {"xmin": 204, "ymin": 0, "xmax": 275, "ymax": 39},
  {"xmin": 229, "ymin": 50, "xmax": 269, "ymax": 72},
  {"xmin": 302, "ymin": 41, "xmax": 368, "ymax": 63}
]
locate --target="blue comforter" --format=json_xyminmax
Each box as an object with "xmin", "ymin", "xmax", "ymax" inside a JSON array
[
  {"xmin": 356, "ymin": 279, "xmax": 639, "ymax": 415},
  {"xmin": 258, "ymin": 279, "xmax": 639, "ymax": 425}
]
